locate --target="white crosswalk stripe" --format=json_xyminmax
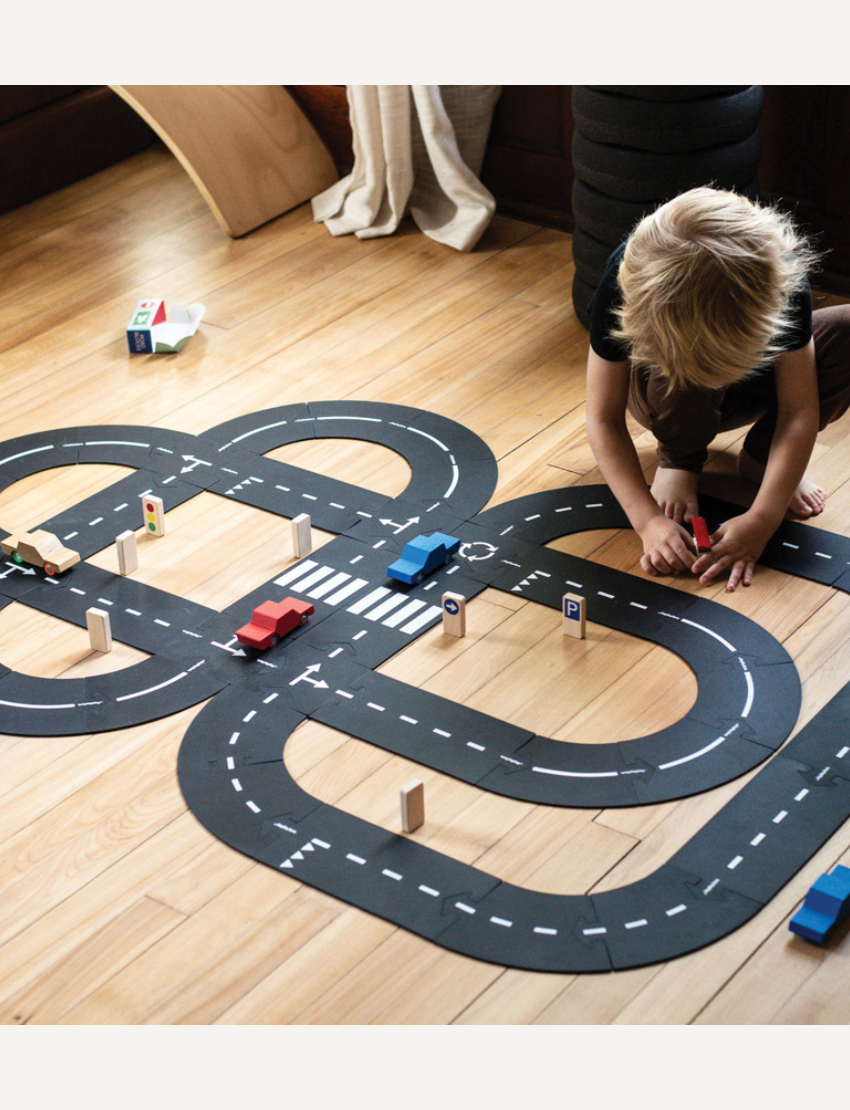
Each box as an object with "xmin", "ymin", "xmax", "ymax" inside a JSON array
[
  {"xmin": 290, "ymin": 565, "xmax": 335, "ymax": 592},
  {"xmin": 324, "ymin": 577, "xmax": 369, "ymax": 605},
  {"xmin": 364, "ymin": 593, "xmax": 410, "ymax": 621},
  {"xmin": 383, "ymin": 598, "xmax": 425, "ymax": 627},
  {"xmin": 277, "ymin": 561, "xmax": 445, "ymax": 635},
  {"xmin": 400, "ymin": 604, "xmax": 443, "ymax": 634},
  {"xmin": 348, "ymin": 586, "xmax": 392, "ymax": 614},
  {"xmin": 274, "ymin": 559, "xmax": 319, "ymax": 588},
  {"xmin": 307, "ymin": 571, "xmax": 351, "ymax": 599}
]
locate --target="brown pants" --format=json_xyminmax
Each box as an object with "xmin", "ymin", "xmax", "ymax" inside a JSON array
[{"xmin": 628, "ymin": 304, "xmax": 850, "ymax": 471}]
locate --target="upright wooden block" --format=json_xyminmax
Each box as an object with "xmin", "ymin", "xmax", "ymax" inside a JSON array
[
  {"xmin": 400, "ymin": 779, "xmax": 425, "ymax": 833},
  {"xmin": 86, "ymin": 607, "xmax": 113, "ymax": 653},
  {"xmin": 442, "ymin": 592, "xmax": 466, "ymax": 637},
  {"xmin": 116, "ymin": 530, "xmax": 138, "ymax": 575},
  {"xmin": 562, "ymin": 592, "xmax": 586, "ymax": 639},
  {"xmin": 142, "ymin": 494, "xmax": 165, "ymax": 537},
  {"xmin": 292, "ymin": 512, "xmax": 312, "ymax": 558}
]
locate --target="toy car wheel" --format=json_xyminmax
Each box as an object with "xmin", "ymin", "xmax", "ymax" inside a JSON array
[
  {"xmin": 300, "ymin": 613, "xmax": 309, "ymax": 625},
  {"xmin": 415, "ymin": 572, "xmax": 424, "ymax": 584},
  {"xmin": 43, "ymin": 562, "xmax": 57, "ymax": 576},
  {"xmin": 12, "ymin": 552, "xmax": 22, "ymax": 564},
  {"xmin": 270, "ymin": 634, "xmax": 279, "ymax": 647}
]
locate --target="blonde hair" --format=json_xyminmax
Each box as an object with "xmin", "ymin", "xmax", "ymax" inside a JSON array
[{"xmin": 611, "ymin": 186, "xmax": 818, "ymax": 393}]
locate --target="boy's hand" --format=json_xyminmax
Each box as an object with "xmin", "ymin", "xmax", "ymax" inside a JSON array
[
  {"xmin": 691, "ymin": 511, "xmax": 776, "ymax": 591},
  {"xmin": 639, "ymin": 515, "xmax": 697, "ymax": 576}
]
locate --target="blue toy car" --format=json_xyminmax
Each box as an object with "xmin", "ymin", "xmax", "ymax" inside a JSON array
[
  {"xmin": 789, "ymin": 864, "xmax": 850, "ymax": 944},
  {"xmin": 387, "ymin": 531, "xmax": 461, "ymax": 585}
]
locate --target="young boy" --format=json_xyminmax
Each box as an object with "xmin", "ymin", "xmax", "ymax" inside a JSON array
[{"xmin": 584, "ymin": 186, "xmax": 850, "ymax": 592}]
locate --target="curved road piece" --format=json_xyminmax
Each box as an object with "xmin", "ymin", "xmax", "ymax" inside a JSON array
[{"xmin": 0, "ymin": 401, "xmax": 849, "ymax": 969}]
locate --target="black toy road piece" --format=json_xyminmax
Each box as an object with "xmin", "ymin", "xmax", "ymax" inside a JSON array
[{"xmin": 1, "ymin": 401, "xmax": 848, "ymax": 970}]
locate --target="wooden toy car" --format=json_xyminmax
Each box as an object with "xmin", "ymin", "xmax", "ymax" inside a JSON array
[
  {"xmin": 691, "ymin": 516, "xmax": 712, "ymax": 555},
  {"xmin": 789, "ymin": 864, "xmax": 850, "ymax": 944},
  {"xmin": 235, "ymin": 597, "xmax": 315, "ymax": 650},
  {"xmin": 1, "ymin": 529, "xmax": 80, "ymax": 576},
  {"xmin": 387, "ymin": 531, "xmax": 461, "ymax": 585}
]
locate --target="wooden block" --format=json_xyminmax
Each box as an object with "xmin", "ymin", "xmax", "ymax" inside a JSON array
[
  {"xmin": 400, "ymin": 779, "xmax": 425, "ymax": 833},
  {"xmin": 110, "ymin": 86, "xmax": 338, "ymax": 238},
  {"xmin": 142, "ymin": 494, "xmax": 165, "ymax": 537},
  {"xmin": 291, "ymin": 513, "xmax": 312, "ymax": 558},
  {"xmin": 86, "ymin": 607, "xmax": 113, "ymax": 653},
  {"xmin": 562, "ymin": 592, "xmax": 586, "ymax": 639},
  {"xmin": 442, "ymin": 592, "xmax": 466, "ymax": 637},
  {"xmin": 116, "ymin": 530, "xmax": 138, "ymax": 575}
]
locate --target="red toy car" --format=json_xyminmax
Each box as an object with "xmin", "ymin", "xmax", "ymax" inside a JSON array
[
  {"xmin": 691, "ymin": 516, "xmax": 712, "ymax": 555},
  {"xmin": 235, "ymin": 597, "xmax": 314, "ymax": 650}
]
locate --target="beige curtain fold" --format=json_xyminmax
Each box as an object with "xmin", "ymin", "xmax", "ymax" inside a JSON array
[{"xmin": 312, "ymin": 85, "xmax": 501, "ymax": 251}]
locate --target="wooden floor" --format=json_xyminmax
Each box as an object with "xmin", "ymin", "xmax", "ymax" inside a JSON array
[{"xmin": 2, "ymin": 143, "xmax": 850, "ymax": 1025}]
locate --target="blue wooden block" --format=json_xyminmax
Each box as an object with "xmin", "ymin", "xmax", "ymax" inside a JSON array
[{"xmin": 789, "ymin": 864, "xmax": 850, "ymax": 944}]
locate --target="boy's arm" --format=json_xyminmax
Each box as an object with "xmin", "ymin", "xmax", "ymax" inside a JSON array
[
  {"xmin": 585, "ymin": 348, "xmax": 695, "ymax": 575},
  {"xmin": 694, "ymin": 338, "xmax": 819, "ymax": 590}
]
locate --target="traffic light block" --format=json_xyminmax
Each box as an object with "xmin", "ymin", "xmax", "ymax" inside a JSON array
[{"xmin": 142, "ymin": 495, "xmax": 165, "ymax": 537}]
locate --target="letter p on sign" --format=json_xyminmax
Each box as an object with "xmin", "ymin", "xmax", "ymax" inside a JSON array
[{"xmin": 562, "ymin": 593, "xmax": 586, "ymax": 639}]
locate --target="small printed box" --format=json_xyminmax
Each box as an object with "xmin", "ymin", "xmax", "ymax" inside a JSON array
[
  {"xmin": 127, "ymin": 299, "xmax": 167, "ymax": 353},
  {"xmin": 126, "ymin": 299, "xmax": 205, "ymax": 354}
]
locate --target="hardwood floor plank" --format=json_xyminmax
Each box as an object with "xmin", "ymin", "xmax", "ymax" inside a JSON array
[
  {"xmin": 0, "ymin": 895, "xmax": 185, "ymax": 1025},
  {"xmin": 58, "ymin": 868, "xmax": 325, "ymax": 1024},
  {"xmin": 0, "ymin": 811, "xmax": 206, "ymax": 1003},
  {"xmin": 2, "ymin": 141, "xmax": 850, "ymax": 1024}
]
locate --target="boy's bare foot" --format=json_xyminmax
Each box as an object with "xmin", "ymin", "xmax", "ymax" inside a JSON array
[
  {"xmin": 650, "ymin": 467, "xmax": 700, "ymax": 523},
  {"xmin": 737, "ymin": 449, "xmax": 826, "ymax": 518}
]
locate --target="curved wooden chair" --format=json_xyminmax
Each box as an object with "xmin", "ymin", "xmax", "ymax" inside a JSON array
[{"xmin": 111, "ymin": 85, "xmax": 338, "ymax": 237}]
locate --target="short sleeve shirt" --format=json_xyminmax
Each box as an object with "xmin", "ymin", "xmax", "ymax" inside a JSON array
[
  {"xmin": 588, "ymin": 241, "xmax": 813, "ymax": 363},
  {"xmin": 587, "ymin": 241, "xmax": 814, "ymax": 473}
]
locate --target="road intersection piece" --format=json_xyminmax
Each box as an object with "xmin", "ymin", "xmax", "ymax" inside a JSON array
[{"xmin": 1, "ymin": 401, "xmax": 849, "ymax": 970}]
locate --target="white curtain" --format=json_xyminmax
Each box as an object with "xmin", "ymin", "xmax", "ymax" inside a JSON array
[{"xmin": 311, "ymin": 85, "xmax": 502, "ymax": 252}]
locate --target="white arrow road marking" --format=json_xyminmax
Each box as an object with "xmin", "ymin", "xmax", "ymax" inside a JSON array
[
  {"xmin": 379, "ymin": 516, "xmax": 420, "ymax": 534},
  {"xmin": 289, "ymin": 664, "xmax": 328, "ymax": 690},
  {"xmin": 0, "ymin": 562, "xmax": 37, "ymax": 578}
]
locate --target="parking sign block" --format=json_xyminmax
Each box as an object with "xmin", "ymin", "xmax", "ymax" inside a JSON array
[{"xmin": 562, "ymin": 592, "xmax": 586, "ymax": 639}]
